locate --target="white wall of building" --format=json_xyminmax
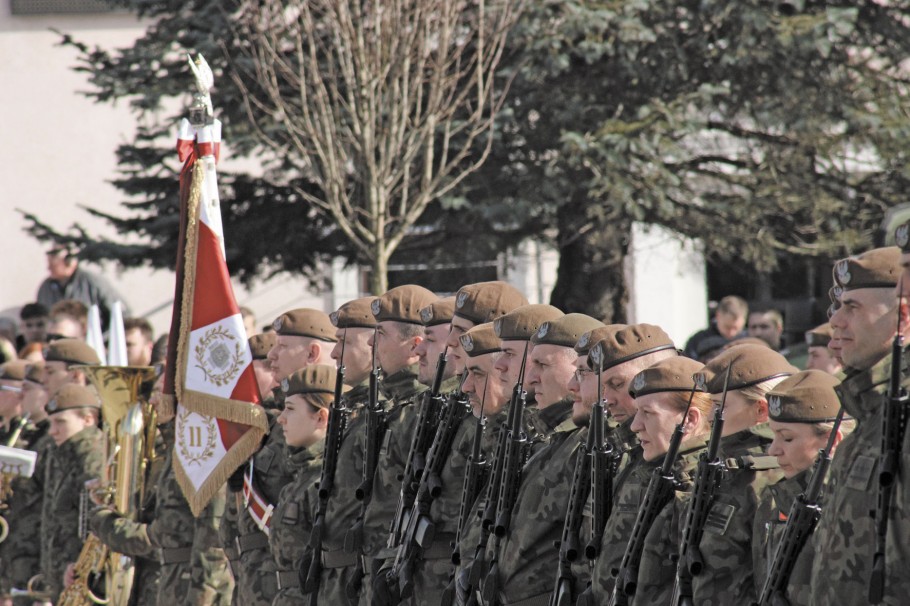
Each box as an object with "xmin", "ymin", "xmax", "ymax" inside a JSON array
[{"xmin": 625, "ymin": 222, "xmax": 708, "ymax": 348}]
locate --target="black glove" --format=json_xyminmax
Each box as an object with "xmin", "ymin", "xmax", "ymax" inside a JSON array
[
  {"xmin": 371, "ymin": 569, "xmax": 401, "ymax": 606},
  {"xmin": 227, "ymin": 462, "xmax": 248, "ymax": 492}
]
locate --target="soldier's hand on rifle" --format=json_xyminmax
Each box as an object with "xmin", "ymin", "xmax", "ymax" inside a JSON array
[{"xmin": 372, "ymin": 568, "xmax": 401, "ymax": 606}]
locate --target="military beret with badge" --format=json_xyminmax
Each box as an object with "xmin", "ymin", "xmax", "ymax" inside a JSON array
[
  {"xmin": 272, "ymin": 308, "xmax": 337, "ymax": 342},
  {"xmin": 701, "ymin": 343, "xmax": 797, "ymax": 394},
  {"xmin": 44, "ymin": 338, "xmax": 101, "ymax": 367},
  {"xmin": 493, "ymin": 304, "xmax": 563, "ymax": 341},
  {"xmin": 371, "ymin": 285, "xmax": 438, "ymax": 324},
  {"xmin": 453, "ymin": 281, "xmax": 529, "ymax": 325},
  {"xmin": 532, "ymin": 313, "xmax": 604, "ymax": 349},
  {"xmin": 832, "ymin": 246, "xmax": 900, "ymax": 292},
  {"xmin": 805, "ymin": 322, "xmax": 834, "ymax": 348},
  {"xmin": 420, "ymin": 296, "xmax": 456, "ymax": 327},
  {"xmin": 248, "ymin": 333, "xmax": 277, "ymax": 360},
  {"xmin": 330, "ymin": 297, "xmax": 378, "ymax": 329},
  {"xmin": 45, "ymin": 383, "xmax": 100, "ymax": 415},
  {"xmin": 280, "ymin": 363, "xmax": 349, "ymax": 408},
  {"xmin": 765, "ymin": 369, "xmax": 842, "ymax": 423},
  {"xmin": 587, "ymin": 324, "xmax": 676, "ymax": 371},
  {"xmin": 459, "ymin": 323, "xmax": 501, "ymax": 358},
  {"xmin": 629, "ymin": 356, "xmax": 706, "ymax": 398}
]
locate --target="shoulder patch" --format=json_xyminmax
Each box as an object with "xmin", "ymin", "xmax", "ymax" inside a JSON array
[
  {"xmin": 704, "ymin": 501, "xmax": 737, "ymax": 535},
  {"xmin": 845, "ymin": 454, "xmax": 876, "ymax": 491}
]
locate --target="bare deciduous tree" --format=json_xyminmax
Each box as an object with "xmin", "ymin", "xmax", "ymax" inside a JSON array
[{"xmin": 233, "ymin": 0, "xmax": 522, "ymax": 293}]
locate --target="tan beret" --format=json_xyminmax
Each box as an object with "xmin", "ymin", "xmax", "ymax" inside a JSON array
[
  {"xmin": 805, "ymin": 323, "xmax": 833, "ymax": 348},
  {"xmin": 44, "ymin": 338, "xmax": 101, "ymax": 366},
  {"xmin": 460, "ymin": 323, "xmax": 501, "ymax": 358},
  {"xmin": 453, "ymin": 281, "xmax": 529, "ymax": 325},
  {"xmin": 0, "ymin": 360, "xmax": 28, "ymax": 381},
  {"xmin": 280, "ymin": 364, "xmax": 347, "ymax": 407},
  {"xmin": 702, "ymin": 344, "xmax": 797, "ymax": 394},
  {"xmin": 493, "ymin": 304, "xmax": 563, "ymax": 341},
  {"xmin": 371, "ymin": 285, "xmax": 438, "ymax": 324},
  {"xmin": 895, "ymin": 220, "xmax": 910, "ymax": 253},
  {"xmin": 588, "ymin": 324, "xmax": 676, "ymax": 371},
  {"xmin": 24, "ymin": 362, "xmax": 46, "ymax": 385},
  {"xmin": 532, "ymin": 314, "xmax": 604, "ymax": 349},
  {"xmin": 629, "ymin": 357, "xmax": 705, "ymax": 398},
  {"xmin": 832, "ymin": 246, "xmax": 900, "ymax": 291},
  {"xmin": 272, "ymin": 308, "xmax": 337, "ymax": 342},
  {"xmin": 575, "ymin": 325, "xmax": 625, "ymax": 356},
  {"xmin": 420, "ymin": 296, "xmax": 456, "ymax": 327},
  {"xmin": 248, "ymin": 333, "xmax": 277, "ymax": 360},
  {"xmin": 45, "ymin": 383, "xmax": 99, "ymax": 414},
  {"xmin": 723, "ymin": 337, "xmax": 772, "ymax": 351},
  {"xmin": 330, "ymin": 297, "xmax": 378, "ymax": 329},
  {"xmin": 766, "ymin": 370, "xmax": 841, "ymax": 423}
]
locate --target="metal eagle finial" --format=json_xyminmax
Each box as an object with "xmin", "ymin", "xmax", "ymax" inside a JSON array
[{"xmin": 187, "ymin": 53, "xmax": 214, "ymax": 124}]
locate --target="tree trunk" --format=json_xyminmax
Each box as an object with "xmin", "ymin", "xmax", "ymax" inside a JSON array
[
  {"xmin": 549, "ymin": 200, "xmax": 630, "ymax": 323},
  {"xmin": 368, "ymin": 248, "xmax": 389, "ymax": 295}
]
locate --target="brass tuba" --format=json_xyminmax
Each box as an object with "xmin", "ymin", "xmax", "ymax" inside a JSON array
[{"xmin": 58, "ymin": 365, "xmax": 156, "ymax": 606}]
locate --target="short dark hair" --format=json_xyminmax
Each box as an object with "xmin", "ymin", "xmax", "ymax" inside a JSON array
[
  {"xmin": 20, "ymin": 302, "xmax": 49, "ymax": 320},
  {"xmin": 50, "ymin": 299, "xmax": 88, "ymax": 322},
  {"xmin": 124, "ymin": 317, "xmax": 154, "ymax": 341},
  {"xmin": 716, "ymin": 295, "xmax": 748, "ymax": 319}
]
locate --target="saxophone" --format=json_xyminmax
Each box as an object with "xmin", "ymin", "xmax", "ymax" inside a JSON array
[
  {"xmin": 0, "ymin": 413, "xmax": 29, "ymax": 544},
  {"xmin": 58, "ymin": 366, "xmax": 157, "ymax": 606}
]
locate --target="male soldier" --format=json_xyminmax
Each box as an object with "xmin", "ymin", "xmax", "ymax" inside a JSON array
[
  {"xmin": 124, "ymin": 317, "xmax": 156, "ymax": 367},
  {"xmin": 394, "ymin": 282, "xmax": 527, "ymax": 605},
  {"xmin": 690, "ymin": 343, "xmax": 795, "ymax": 605},
  {"xmin": 0, "ymin": 361, "xmax": 26, "ymax": 442},
  {"xmin": 42, "ymin": 338, "xmax": 101, "ymax": 398},
  {"xmin": 804, "ymin": 322, "xmax": 842, "ymax": 375},
  {"xmin": 227, "ymin": 310, "xmax": 336, "ymax": 605},
  {"xmin": 810, "ymin": 245, "xmax": 910, "ymax": 605},
  {"xmin": 582, "ymin": 323, "xmax": 678, "ymax": 602},
  {"xmin": 40, "ymin": 383, "xmax": 105, "ymax": 601},
  {"xmin": 483, "ymin": 313, "xmax": 603, "ymax": 605},
  {"xmin": 249, "ymin": 333, "xmax": 278, "ymax": 407},
  {"xmin": 414, "ymin": 296, "xmax": 458, "ymax": 388},
  {"xmin": 356, "ymin": 285, "xmax": 439, "ymax": 604},
  {"xmin": 303, "ymin": 296, "xmax": 376, "ymax": 605},
  {"xmin": 91, "ymin": 374, "xmax": 234, "ymax": 605},
  {"xmin": 0, "ymin": 362, "xmax": 53, "ymax": 606},
  {"xmin": 266, "ymin": 308, "xmax": 337, "ymax": 380}
]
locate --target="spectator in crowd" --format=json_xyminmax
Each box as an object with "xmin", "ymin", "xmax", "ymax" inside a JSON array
[
  {"xmin": 124, "ymin": 317, "xmax": 155, "ymax": 367},
  {"xmin": 683, "ymin": 295, "xmax": 749, "ymax": 358},
  {"xmin": 748, "ymin": 307, "xmax": 787, "ymax": 353},
  {"xmin": 18, "ymin": 302, "xmax": 49, "ymax": 351},
  {"xmin": 240, "ymin": 306, "xmax": 257, "ymax": 337},
  {"xmin": 36, "ymin": 243, "xmax": 130, "ymax": 327},
  {"xmin": 804, "ymin": 322, "xmax": 842, "ymax": 375},
  {"xmin": 48, "ymin": 299, "xmax": 88, "ymax": 340}
]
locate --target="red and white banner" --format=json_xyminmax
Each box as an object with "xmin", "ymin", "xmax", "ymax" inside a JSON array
[{"xmin": 169, "ymin": 117, "xmax": 268, "ymax": 516}]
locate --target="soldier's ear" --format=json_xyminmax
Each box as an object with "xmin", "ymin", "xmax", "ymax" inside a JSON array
[
  {"xmin": 755, "ymin": 398, "xmax": 769, "ymax": 423},
  {"xmin": 898, "ymin": 298, "xmax": 910, "ymax": 337}
]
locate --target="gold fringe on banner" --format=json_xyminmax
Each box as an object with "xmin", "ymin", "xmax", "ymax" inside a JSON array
[{"xmin": 172, "ymin": 158, "xmax": 267, "ymax": 516}]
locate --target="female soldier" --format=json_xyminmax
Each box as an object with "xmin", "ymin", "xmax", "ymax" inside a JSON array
[
  {"xmin": 751, "ymin": 369, "xmax": 854, "ymax": 604},
  {"xmin": 269, "ymin": 364, "xmax": 339, "ymax": 605},
  {"xmin": 603, "ymin": 356, "xmax": 713, "ymax": 605}
]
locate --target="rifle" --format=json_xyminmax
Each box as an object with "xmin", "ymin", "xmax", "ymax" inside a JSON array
[
  {"xmin": 344, "ymin": 328, "xmax": 387, "ymax": 598},
  {"xmin": 756, "ymin": 407, "xmax": 845, "ymax": 606},
  {"xmin": 440, "ymin": 378, "xmax": 490, "ymax": 606},
  {"xmin": 585, "ymin": 358, "xmax": 618, "ymax": 560},
  {"xmin": 391, "ymin": 376, "xmax": 471, "ymax": 599},
  {"xmin": 301, "ymin": 338, "xmax": 350, "ymax": 600},
  {"xmin": 481, "ymin": 344, "xmax": 533, "ymax": 606},
  {"xmin": 869, "ymin": 296, "xmax": 909, "ymax": 604},
  {"xmin": 608, "ymin": 382, "xmax": 699, "ymax": 606},
  {"xmin": 549, "ymin": 426, "xmax": 596, "ymax": 606},
  {"xmin": 670, "ymin": 366, "xmax": 731, "ymax": 606},
  {"xmin": 462, "ymin": 347, "xmax": 529, "ymax": 606},
  {"xmin": 388, "ymin": 351, "xmax": 448, "ymax": 550}
]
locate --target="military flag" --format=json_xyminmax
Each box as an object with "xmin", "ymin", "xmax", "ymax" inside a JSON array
[{"xmin": 163, "ymin": 54, "xmax": 268, "ymax": 516}]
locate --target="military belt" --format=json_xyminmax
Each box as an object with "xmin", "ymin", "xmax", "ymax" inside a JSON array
[
  {"xmin": 322, "ymin": 548, "xmax": 358, "ymax": 569},
  {"xmin": 235, "ymin": 531, "xmax": 270, "ymax": 554},
  {"xmin": 500, "ymin": 592, "xmax": 550, "ymax": 606},
  {"xmin": 158, "ymin": 546, "xmax": 192, "ymax": 565},
  {"xmin": 275, "ymin": 570, "xmax": 299, "ymax": 590},
  {"xmin": 420, "ymin": 533, "xmax": 457, "ymax": 560}
]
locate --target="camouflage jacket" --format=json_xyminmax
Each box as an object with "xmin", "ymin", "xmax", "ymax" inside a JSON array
[
  {"xmin": 491, "ymin": 414, "xmax": 583, "ymax": 605},
  {"xmin": 751, "ymin": 468, "xmax": 812, "ymax": 605},
  {"xmin": 232, "ymin": 413, "xmax": 292, "ymax": 606},
  {"xmin": 360, "ymin": 365, "xmax": 427, "ymax": 560},
  {"xmin": 269, "ymin": 440, "xmax": 324, "ymax": 605},
  {"xmin": 631, "ymin": 438, "xmax": 708, "ymax": 606},
  {"xmin": 689, "ymin": 425, "xmax": 781, "ymax": 606},
  {"xmin": 810, "ymin": 349, "xmax": 910, "ymax": 606},
  {"xmin": 0, "ymin": 419, "xmax": 53, "ymax": 598},
  {"xmin": 114, "ymin": 420, "xmax": 232, "ymax": 606},
  {"xmin": 588, "ymin": 436, "xmax": 700, "ymax": 602},
  {"xmin": 40, "ymin": 424, "xmax": 104, "ymax": 599}
]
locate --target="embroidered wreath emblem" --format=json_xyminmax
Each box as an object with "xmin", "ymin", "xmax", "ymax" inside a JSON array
[
  {"xmin": 177, "ymin": 407, "xmax": 218, "ymax": 466},
  {"xmin": 194, "ymin": 326, "xmax": 244, "ymax": 387}
]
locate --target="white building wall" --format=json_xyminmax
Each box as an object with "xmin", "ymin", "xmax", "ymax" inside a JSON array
[{"xmin": 625, "ymin": 222, "xmax": 708, "ymax": 348}]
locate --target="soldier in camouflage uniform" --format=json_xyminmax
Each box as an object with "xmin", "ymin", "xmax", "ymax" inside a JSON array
[
  {"xmin": 751, "ymin": 370, "xmax": 854, "ymax": 604},
  {"xmin": 810, "ymin": 245, "xmax": 910, "ymax": 605},
  {"xmin": 482, "ymin": 313, "xmax": 602, "ymax": 605},
  {"xmin": 91, "ymin": 377, "xmax": 234, "ymax": 605},
  {"xmin": 621, "ymin": 356, "xmax": 713, "ymax": 605},
  {"xmin": 304, "ymin": 297, "xmax": 376, "ymax": 605},
  {"xmin": 0, "ymin": 360, "xmax": 26, "ymax": 442},
  {"xmin": 42, "ymin": 338, "xmax": 101, "ymax": 398},
  {"xmin": 269, "ymin": 365, "xmax": 336, "ymax": 605},
  {"xmin": 41, "ymin": 383, "xmax": 105, "ymax": 601},
  {"xmin": 356, "ymin": 285, "xmax": 439, "ymax": 605},
  {"xmin": 0, "ymin": 362, "xmax": 53, "ymax": 606},
  {"xmin": 688, "ymin": 343, "xmax": 795, "ymax": 605},
  {"xmin": 404, "ymin": 282, "xmax": 527, "ymax": 604},
  {"xmin": 582, "ymin": 324, "xmax": 678, "ymax": 602},
  {"xmin": 223, "ymin": 328, "xmax": 323, "ymax": 606}
]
